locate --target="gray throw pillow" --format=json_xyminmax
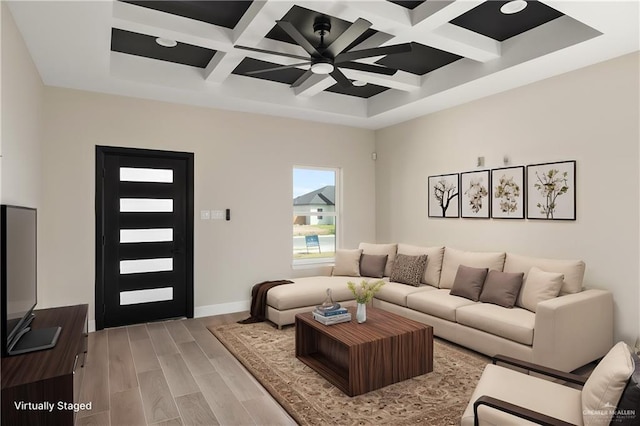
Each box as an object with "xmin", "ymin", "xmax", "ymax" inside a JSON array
[
  {"xmin": 479, "ymin": 270, "xmax": 524, "ymax": 308},
  {"xmin": 360, "ymin": 254, "xmax": 388, "ymax": 278},
  {"xmin": 449, "ymin": 265, "xmax": 488, "ymax": 301},
  {"xmin": 390, "ymin": 254, "xmax": 428, "ymax": 286}
]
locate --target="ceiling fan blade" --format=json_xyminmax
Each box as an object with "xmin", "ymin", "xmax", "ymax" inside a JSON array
[
  {"xmin": 245, "ymin": 62, "xmax": 311, "ymax": 75},
  {"xmin": 338, "ymin": 62, "xmax": 397, "ymax": 76},
  {"xmin": 330, "ymin": 68, "xmax": 352, "ymax": 88},
  {"xmin": 276, "ymin": 20, "xmax": 321, "ymax": 56},
  {"xmin": 291, "ymin": 69, "xmax": 315, "ymax": 88},
  {"xmin": 325, "ymin": 18, "xmax": 372, "ymax": 58},
  {"xmin": 336, "ymin": 43, "xmax": 413, "ymax": 63},
  {"xmin": 234, "ymin": 45, "xmax": 309, "ymax": 61}
]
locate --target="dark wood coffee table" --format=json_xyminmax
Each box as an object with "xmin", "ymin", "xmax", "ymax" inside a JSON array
[{"xmin": 295, "ymin": 307, "xmax": 433, "ymax": 396}]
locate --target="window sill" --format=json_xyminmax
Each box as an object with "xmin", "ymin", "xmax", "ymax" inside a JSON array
[{"xmin": 291, "ymin": 258, "xmax": 335, "ymax": 270}]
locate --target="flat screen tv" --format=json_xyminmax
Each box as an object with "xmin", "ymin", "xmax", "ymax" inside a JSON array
[{"xmin": 1, "ymin": 205, "xmax": 60, "ymax": 357}]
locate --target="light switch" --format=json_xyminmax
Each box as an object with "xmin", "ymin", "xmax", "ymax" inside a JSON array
[
  {"xmin": 211, "ymin": 210, "xmax": 225, "ymax": 220},
  {"xmin": 200, "ymin": 210, "xmax": 211, "ymax": 220}
]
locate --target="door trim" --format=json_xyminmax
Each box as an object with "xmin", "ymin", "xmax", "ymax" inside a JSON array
[{"xmin": 95, "ymin": 145, "xmax": 194, "ymax": 330}]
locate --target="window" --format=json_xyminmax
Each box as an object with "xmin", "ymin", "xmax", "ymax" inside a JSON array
[{"xmin": 293, "ymin": 167, "xmax": 339, "ymax": 265}]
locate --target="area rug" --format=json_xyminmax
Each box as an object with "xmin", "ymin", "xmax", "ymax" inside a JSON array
[{"xmin": 208, "ymin": 322, "xmax": 489, "ymax": 425}]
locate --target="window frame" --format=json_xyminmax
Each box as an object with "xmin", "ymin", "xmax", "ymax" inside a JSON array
[{"xmin": 292, "ymin": 165, "xmax": 341, "ymax": 267}]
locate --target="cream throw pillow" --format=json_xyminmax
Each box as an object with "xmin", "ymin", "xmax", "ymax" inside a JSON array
[
  {"xmin": 519, "ymin": 267, "xmax": 563, "ymax": 312},
  {"xmin": 582, "ymin": 341, "xmax": 634, "ymax": 426},
  {"xmin": 332, "ymin": 249, "xmax": 362, "ymax": 277}
]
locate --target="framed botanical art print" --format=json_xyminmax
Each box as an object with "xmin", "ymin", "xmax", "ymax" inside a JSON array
[
  {"xmin": 460, "ymin": 170, "xmax": 490, "ymax": 219},
  {"xmin": 428, "ymin": 173, "xmax": 459, "ymax": 218},
  {"xmin": 527, "ymin": 160, "xmax": 576, "ymax": 220},
  {"xmin": 491, "ymin": 166, "xmax": 525, "ymax": 219}
]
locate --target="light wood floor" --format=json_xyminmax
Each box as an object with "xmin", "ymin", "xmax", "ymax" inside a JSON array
[{"xmin": 76, "ymin": 312, "xmax": 296, "ymax": 426}]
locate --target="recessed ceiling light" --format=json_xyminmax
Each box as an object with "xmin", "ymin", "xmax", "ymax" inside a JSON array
[
  {"xmin": 353, "ymin": 80, "xmax": 367, "ymax": 87},
  {"xmin": 500, "ymin": 0, "xmax": 528, "ymax": 15},
  {"xmin": 155, "ymin": 37, "xmax": 177, "ymax": 48}
]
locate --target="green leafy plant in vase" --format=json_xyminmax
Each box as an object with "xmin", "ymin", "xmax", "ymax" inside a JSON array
[{"xmin": 347, "ymin": 280, "xmax": 385, "ymax": 323}]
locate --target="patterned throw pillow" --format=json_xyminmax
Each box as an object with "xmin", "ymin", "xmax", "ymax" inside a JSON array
[{"xmin": 390, "ymin": 254, "xmax": 428, "ymax": 286}]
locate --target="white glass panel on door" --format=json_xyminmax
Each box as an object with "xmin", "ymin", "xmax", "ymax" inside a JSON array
[
  {"xmin": 120, "ymin": 258, "xmax": 173, "ymax": 274},
  {"xmin": 120, "ymin": 198, "xmax": 173, "ymax": 212},
  {"xmin": 120, "ymin": 228, "xmax": 173, "ymax": 243},
  {"xmin": 120, "ymin": 167, "xmax": 174, "ymax": 183},
  {"xmin": 120, "ymin": 287, "xmax": 174, "ymax": 306}
]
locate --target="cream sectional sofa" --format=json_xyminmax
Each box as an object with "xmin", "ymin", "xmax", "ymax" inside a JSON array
[{"xmin": 266, "ymin": 244, "xmax": 614, "ymax": 372}]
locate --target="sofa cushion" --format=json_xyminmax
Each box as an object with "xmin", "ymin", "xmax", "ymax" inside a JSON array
[
  {"xmin": 461, "ymin": 364, "xmax": 583, "ymax": 426},
  {"xmin": 359, "ymin": 243, "xmax": 397, "ymax": 277},
  {"xmin": 439, "ymin": 248, "xmax": 506, "ymax": 289},
  {"xmin": 406, "ymin": 289, "xmax": 476, "ymax": 322},
  {"xmin": 266, "ymin": 276, "xmax": 356, "ymax": 310},
  {"xmin": 397, "ymin": 244, "xmax": 444, "ymax": 287},
  {"xmin": 332, "ymin": 249, "xmax": 362, "ymax": 277},
  {"xmin": 359, "ymin": 254, "xmax": 388, "ymax": 278},
  {"xmin": 504, "ymin": 252, "xmax": 585, "ymax": 295},
  {"xmin": 374, "ymin": 281, "xmax": 436, "ymax": 307},
  {"xmin": 449, "ymin": 265, "xmax": 488, "ymax": 302},
  {"xmin": 390, "ymin": 254, "xmax": 427, "ymax": 287},
  {"xmin": 519, "ymin": 267, "xmax": 563, "ymax": 312},
  {"xmin": 456, "ymin": 304, "xmax": 535, "ymax": 345},
  {"xmin": 479, "ymin": 270, "xmax": 524, "ymax": 308},
  {"xmin": 582, "ymin": 341, "xmax": 634, "ymax": 426}
]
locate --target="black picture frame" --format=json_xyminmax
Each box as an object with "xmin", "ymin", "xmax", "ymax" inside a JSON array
[
  {"xmin": 490, "ymin": 166, "xmax": 525, "ymax": 219},
  {"xmin": 460, "ymin": 170, "xmax": 491, "ymax": 219},
  {"xmin": 428, "ymin": 173, "xmax": 460, "ymax": 218},
  {"xmin": 526, "ymin": 160, "xmax": 576, "ymax": 220}
]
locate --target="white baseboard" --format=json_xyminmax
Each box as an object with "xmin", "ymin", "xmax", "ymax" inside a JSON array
[
  {"xmin": 88, "ymin": 320, "xmax": 96, "ymax": 333},
  {"xmin": 194, "ymin": 300, "xmax": 251, "ymax": 318}
]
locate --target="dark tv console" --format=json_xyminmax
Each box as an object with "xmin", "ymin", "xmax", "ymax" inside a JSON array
[{"xmin": 1, "ymin": 304, "xmax": 88, "ymax": 426}]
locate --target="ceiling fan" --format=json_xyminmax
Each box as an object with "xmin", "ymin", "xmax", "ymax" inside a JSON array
[{"xmin": 234, "ymin": 16, "xmax": 412, "ymax": 88}]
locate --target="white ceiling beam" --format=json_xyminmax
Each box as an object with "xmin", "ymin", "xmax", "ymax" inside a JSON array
[
  {"xmin": 429, "ymin": 24, "xmax": 501, "ymax": 61},
  {"xmin": 232, "ymin": 1, "xmax": 293, "ymax": 45},
  {"xmin": 293, "ymin": 74, "xmax": 336, "ymax": 97},
  {"xmin": 112, "ymin": 1, "xmax": 233, "ymax": 51},
  {"xmin": 296, "ymin": 1, "xmax": 411, "ymax": 34},
  {"xmin": 411, "ymin": 0, "xmax": 484, "ymax": 28},
  {"xmin": 340, "ymin": 69, "xmax": 420, "ymax": 92},
  {"xmin": 203, "ymin": 51, "xmax": 244, "ymax": 83},
  {"xmin": 410, "ymin": 0, "xmax": 456, "ymax": 25},
  {"xmin": 204, "ymin": 1, "xmax": 294, "ymax": 83}
]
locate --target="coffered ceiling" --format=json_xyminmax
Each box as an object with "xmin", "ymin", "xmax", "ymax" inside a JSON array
[{"xmin": 6, "ymin": 1, "xmax": 639, "ymax": 129}]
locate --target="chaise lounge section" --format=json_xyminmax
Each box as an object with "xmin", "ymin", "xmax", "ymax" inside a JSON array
[{"xmin": 266, "ymin": 243, "xmax": 614, "ymax": 372}]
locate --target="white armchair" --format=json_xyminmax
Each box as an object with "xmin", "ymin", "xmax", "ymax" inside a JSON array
[{"xmin": 461, "ymin": 341, "xmax": 638, "ymax": 426}]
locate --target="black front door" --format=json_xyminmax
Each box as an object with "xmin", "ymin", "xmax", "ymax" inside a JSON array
[{"xmin": 95, "ymin": 146, "xmax": 194, "ymax": 329}]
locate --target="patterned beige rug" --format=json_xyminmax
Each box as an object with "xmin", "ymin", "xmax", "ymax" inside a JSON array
[{"xmin": 208, "ymin": 321, "xmax": 489, "ymax": 425}]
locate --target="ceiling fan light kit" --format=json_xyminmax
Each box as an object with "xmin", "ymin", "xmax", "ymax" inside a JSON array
[
  {"xmin": 235, "ymin": 15, "xmax": 412, "ymax": 88},
  {"xmin": 311, "ymin": 62, "xmax": 334, "ymax": 75}
]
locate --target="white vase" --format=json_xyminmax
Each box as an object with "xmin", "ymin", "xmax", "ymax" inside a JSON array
[{"xmin": 356, "ymin": 303, "xmax": 366, "ymax": 323}]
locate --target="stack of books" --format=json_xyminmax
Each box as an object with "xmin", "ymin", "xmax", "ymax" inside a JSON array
[{"xmin": 312, "ymin": 306, "xmax": 351, "ymax": 325}]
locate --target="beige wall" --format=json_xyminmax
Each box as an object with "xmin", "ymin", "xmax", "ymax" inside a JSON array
[
  {"xmin": 4, "ymin": 0, "xmax": 639, "ymax": 344},
  {"xmin": 1, "ymin": 2, "xmax": 44, "ymax": 207},
  {"xmin": 40, "ymin": 88, "xmax": 376, "ymax": 325},
  {"xmin": 375, "ymin": 53, "xmax": 640, "ymax": 344}
]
